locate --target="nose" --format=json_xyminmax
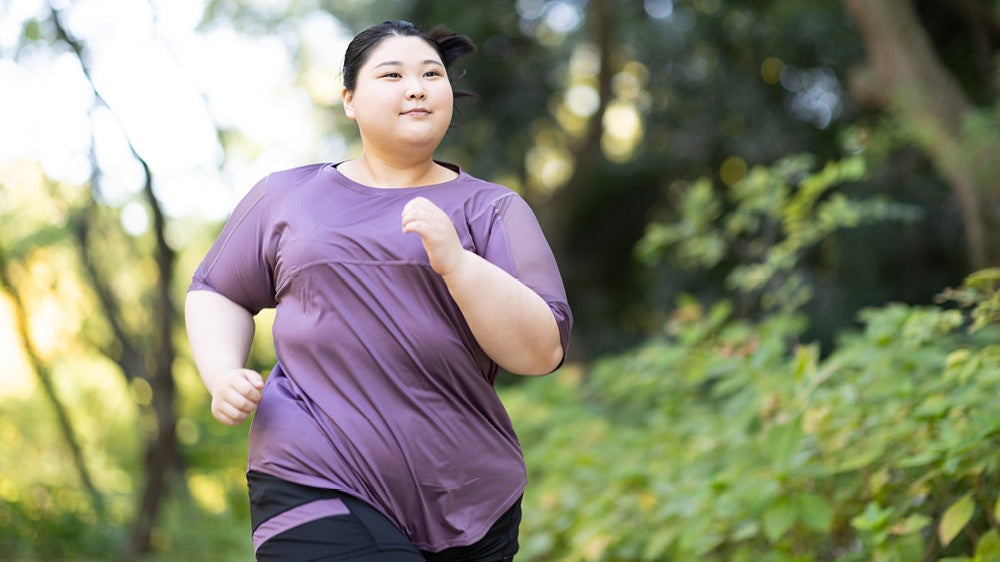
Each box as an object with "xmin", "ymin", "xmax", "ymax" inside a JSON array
[{"xmin": 406, "ymin": 81, "xmax": 426, "ymax": 100}]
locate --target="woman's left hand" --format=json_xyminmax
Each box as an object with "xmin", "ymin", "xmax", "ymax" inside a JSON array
[
  {"xmin": 401, "ymin": 196, "xmax": 466, "ymax": 276},
  {"xmin": 403, "ymin": 196, "xmax": 563, "ymax": 375}
]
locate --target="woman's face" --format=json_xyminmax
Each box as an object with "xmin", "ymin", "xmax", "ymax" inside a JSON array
[{"xmin": 342, "ymin": 35, "xmax": 454, "ymax": 154}]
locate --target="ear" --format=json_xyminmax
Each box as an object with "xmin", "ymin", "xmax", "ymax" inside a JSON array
[{"xmin": 342, "ymin": 88, "xmax": 356, "ymax": 120}]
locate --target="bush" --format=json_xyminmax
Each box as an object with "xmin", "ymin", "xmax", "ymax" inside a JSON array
[{"xmin": 506, "ymin": 271, "xmax": 1000, "ymax": 560}]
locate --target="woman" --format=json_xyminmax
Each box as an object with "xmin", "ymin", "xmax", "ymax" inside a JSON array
[{"xmin": 185, "ymin": 20, "xmax": 572, "ymax": 561}]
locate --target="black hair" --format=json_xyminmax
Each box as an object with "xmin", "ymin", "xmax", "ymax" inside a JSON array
[{"xmin": 341, "ymin": 20, "xmax": 477, "ymax": 98}]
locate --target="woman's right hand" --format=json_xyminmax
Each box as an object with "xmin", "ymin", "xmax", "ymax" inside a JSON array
[{"xmin": 210, "ymin": 369, "xmax": 265, "ymax": 426}]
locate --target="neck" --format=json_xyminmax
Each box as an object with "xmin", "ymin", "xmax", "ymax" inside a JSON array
[{"xmin": 345, "ymin": 151, "xmax": 453, "ymax": 188}]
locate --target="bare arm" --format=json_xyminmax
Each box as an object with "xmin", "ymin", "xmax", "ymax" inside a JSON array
[
  {"xmin": 401, "ymin": 197, "xmax": 563, "ymax": 375},
  {"xmin": 185, "ymin": 289, "xmax": 264, "ymax": 425}
]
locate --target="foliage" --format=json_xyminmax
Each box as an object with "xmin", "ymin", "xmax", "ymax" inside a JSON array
[
  {"xmin": 505, "ymin": 277, "xmax": 1000, "ymax": 560},
  {"xmin": 501, "ymin": 153, "xmax": 1000, "ymax": 560},
  {"xmin": 0, "ymin": 168, "xmax": 257, "ymax": 559},
  {"xmin": 636, "ymin": 154, "xmax": 921, "ymax": 316},
  {"xmin": 1, "ymin": 0, "xmax": 998, "ymax": 559},
  {"xmin": 369, "ymin": 0, "xmax": 905, "ymax": 356},
  {"xmin": 0, "ymin": 360, "xmax": 257, "ymax": 561},
  {"xmin": 938, "ymin": 268, "xmax": 1000, "ymax": 334}
]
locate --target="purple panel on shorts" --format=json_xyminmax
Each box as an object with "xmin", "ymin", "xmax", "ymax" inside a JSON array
[{"xmin": 253, "ymin": 497, "xmax": 350, "ymax": 552}]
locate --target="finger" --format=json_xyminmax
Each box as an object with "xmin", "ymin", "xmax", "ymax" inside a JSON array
[
  {"xmin": 401, "ymin": 204, "xmax": 424, "ymax": 228},
  {"xmin": 242, "ymin": 388, "xmax": 263, "ymax": 406},
  {"xmin": 218, "ymin": 394, "xmax": 257, "ymax": 419},
  {"xmin": 401, "ymin": 197, "xmax": 441, "ymax": 224},
  {"xmin": 238, "ymin": 372, "xmax": 264, "ymax": 402},
  {"xmin": 403, "ymin": 196, "xmax": 431, "ymax": 212},
  {"xmin": 219, "ymin": 412, "xmax": 245, "ymax": 426},
  {"xmin": 226, "ymin": 387, "xmax": 262, "ymax": 412},
  {"xmin": 215, "ymin": 382, "xmax": 260, "ymax": 415},
  {"xmin": 212, "ymin": 401, "xmax": 245, "ymax": 426},
  {"xmin": 226, "ymin": 371, "xmax": 263, "ymax": 401},
  {"xmin": 244, "ymin": 370, "xmax": 265, "ymax": 390},
  {"xmin": 401, "ymin": 218, "xmax": 429, "ymax": 235}
]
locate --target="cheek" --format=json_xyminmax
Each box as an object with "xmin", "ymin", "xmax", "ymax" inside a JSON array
[
  {"xmin": 433, "ymin": 86, "xmax": 454, "ymax": 115},
  {"xmin": 351, "ymin": 93, "xmax": 394, "ymax": 123},
  {"xmin": 435, "ymin": 84, "xmax": 454, "ymax": 105}
]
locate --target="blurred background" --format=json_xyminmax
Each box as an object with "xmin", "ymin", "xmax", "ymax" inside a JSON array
[{"xmin": 3, "ymin": 0, "xmax": 1000, "ymax": 560}]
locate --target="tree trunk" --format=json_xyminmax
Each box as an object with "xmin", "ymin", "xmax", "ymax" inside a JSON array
[
  {"xmin": 127, "ymin": 374, "xmax": 178, "ymax": 558},
  {"xmin": 127, "ymin": 154, "xmax": 181, "ymax": 559},
  {"xmin": 0, "ymin": 250, "xmax": 107, "ymax": 520},
  {"xmin": 842, "ymin": 0, "xmax": 1000, "ymax": 268},
  {"xmin": 539, "ymin": 0, "xmax": 614, "ymax": 259},
  {"xmin": 50, "ymin": 5, "xmax": 183, "ymax": 556}
]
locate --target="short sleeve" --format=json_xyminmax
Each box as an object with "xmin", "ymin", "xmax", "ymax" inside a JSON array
[
  {"xmin": 188, "ymin": 176, "xmax": 279, "ymax": 314},
  {"xmin": 470, "ymin": 194, "xmax": 573, "ymax": 366}
]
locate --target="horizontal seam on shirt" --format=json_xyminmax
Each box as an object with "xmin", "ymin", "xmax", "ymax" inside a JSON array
[{"xmin": 274, "ymin": 258, "xmax": 432, "ymax": 295}]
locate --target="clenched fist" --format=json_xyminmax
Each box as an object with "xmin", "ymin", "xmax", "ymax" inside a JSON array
[
  {"xmin": 401, "ymin": 196, "xmax": 466, "ymax": 276},
  {"xmin": 209, "ymin": 369, "xmax": 264, "ymax": 426}
]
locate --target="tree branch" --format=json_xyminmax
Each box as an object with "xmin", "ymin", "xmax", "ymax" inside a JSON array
[
  {"xmin": 840, "ymin": 0, "xmax": 999, "ymax": 267},
  {"xmin": 0, "ymin": 243, "xmax": 107, "ymax": 519},
  {"xmin": 48, "ymin": 5, "xmax": 182, "ymax": 557}
]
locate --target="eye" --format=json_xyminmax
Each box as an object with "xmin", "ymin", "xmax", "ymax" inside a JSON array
[{"xmin": 424, "ymin": 70, "xmax": 443, "ymax": 78}]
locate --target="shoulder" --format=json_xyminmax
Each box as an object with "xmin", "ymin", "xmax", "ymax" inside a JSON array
[
  {"xmin": 247, "ymin": 163, "xmax": 332, "ymax": 207},
  {"xmin": 452, "ymin": 169, "xmax": 525, "ymax": 212},
  {"xmin": 263, "ymin": 163, "xmax": 329, "ymax": 186},
  {"xmin": 454, "ymin": 168, "xmax": 509, "ymax": 192}
]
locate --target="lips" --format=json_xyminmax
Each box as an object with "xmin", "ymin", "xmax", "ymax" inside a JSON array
[{"xmin": 402, "ymin": 108, "xmax": 431, "ymax": 115}]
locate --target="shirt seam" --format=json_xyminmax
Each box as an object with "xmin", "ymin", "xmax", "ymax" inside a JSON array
[
  {"xmin": 199, "ymin": 173, "xmax": 272, "ymax": 279},
  {"xmin": 476, "ymin": 194, "xmax": 522, "ymax": 280},
  {"xmin": 273, "ymin": 258, "xmax": 433, "ymax": 296}
]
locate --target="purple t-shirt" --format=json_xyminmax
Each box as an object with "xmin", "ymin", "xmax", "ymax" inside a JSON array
[{"xmin": 189, "ymin": 162, "xmax": 572, "ymax": 551}]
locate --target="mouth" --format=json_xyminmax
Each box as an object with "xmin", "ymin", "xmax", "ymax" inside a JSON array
[{"xmin": 402, "ymin": 108, "xmax": 431, "ymax": 116}]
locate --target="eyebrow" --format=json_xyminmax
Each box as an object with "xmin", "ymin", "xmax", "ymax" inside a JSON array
[{"xmin": 373, "ymin": 59, "xmax": 444, "ymax": 69}]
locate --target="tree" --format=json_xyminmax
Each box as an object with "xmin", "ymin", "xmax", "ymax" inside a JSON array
[
  {"xmin": 842, "ymin": 0, "xmax": 1000, "ymax": 268},
  {"xmin": 191, "ymin": 0, "xmax": 978, "ymax": 354},
  {"xmin": 0, "ymin": 246, "xmax": 106, "ymax": 520},
  {"xmin": 49, "ymin": 6, "xmax": 183, "ymax": 555},
  {"xmin": 0, "ymin": 4, "xmax": 185, "ymax": 557},
  {"xmin": 3, "ymin": 1, "xmax": 996, "ymax": 555}
]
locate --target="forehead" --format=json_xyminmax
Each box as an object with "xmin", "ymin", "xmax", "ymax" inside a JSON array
[{"xmin": 364, "ymin": 35, "xmax": 443, "ymax": 67}]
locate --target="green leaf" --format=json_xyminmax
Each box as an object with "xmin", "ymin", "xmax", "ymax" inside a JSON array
[
  {"xmin": 762, "ymin": 498, "xmax": 796, "ymax": 543},
  {"xmin": 763, "ymin": 420, "xmax": 802, "ymax": 469},
  {"xmin": 890, "ymin": 513, "xmax": 931, "ymax": 536},
  {"xmin": 939, "ymin": 493, "xmax": 976, "ymax": 547},
  {"xmin": 837, "ymin": 443, "xmax": 885, "ymax": 472},
  {"xmin": 641, "ymin": 529, "xmax": 675, "ymax": 560},
  {"xmin": 851, "ymin": 501, "xmax": 891, "ymax": 533},
  {"xmin": 975, "ymin": 529, "xmax": 1000, "ymax": 562},
  {"xmin": 796, "ymin": 492, "xmax": 833, "ymax": 532},
  {"xmin": 791, "ymin": 344, "xmax": 819, "ymax": 382}
]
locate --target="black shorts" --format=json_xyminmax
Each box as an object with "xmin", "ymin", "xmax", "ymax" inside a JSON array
[{"xmin": 247, "ymin": 471, "xmax": 521, "ymax": 561}]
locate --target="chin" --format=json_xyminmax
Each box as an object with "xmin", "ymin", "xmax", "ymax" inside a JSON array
[{"xmin": 397, "ymin": 131, "xmax": 448, "ymax": 147}]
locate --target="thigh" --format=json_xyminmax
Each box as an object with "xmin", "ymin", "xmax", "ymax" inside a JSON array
[
  {"xmin": 249, "ymin": 471, "xmax": 425, "ymax": 562},
  {"xmin": 422, "ymin": 497, "xmax": 522, "ymax": 562}
]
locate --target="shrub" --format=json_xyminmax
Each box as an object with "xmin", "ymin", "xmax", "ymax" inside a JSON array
[{"xmin": 507, "ymin": 272, "xmax": 1000, "ymax": 561}]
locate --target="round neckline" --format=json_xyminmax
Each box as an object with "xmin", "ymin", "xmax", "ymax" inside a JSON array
[{"xmin": 324, "ymin": 161, "xmax": 464, "ymax": 195}]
